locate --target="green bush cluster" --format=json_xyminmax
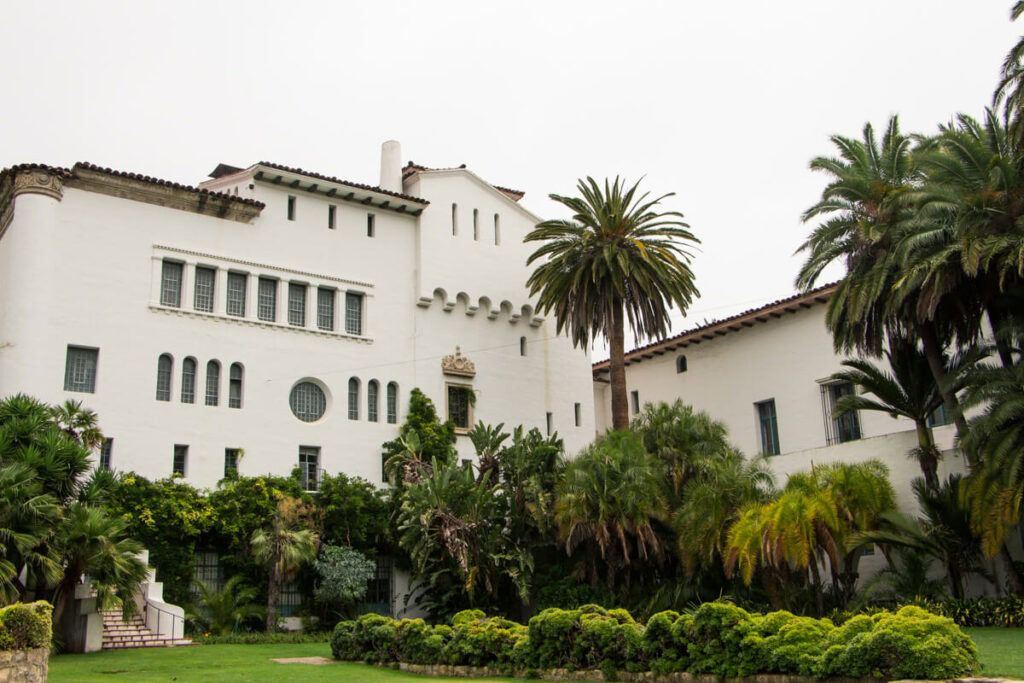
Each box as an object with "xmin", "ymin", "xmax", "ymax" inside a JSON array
[
  {"xmin": 194, "ymin": 630, "xmax": 329, "ymax": 645},
  {"xmin": 330, "ymin": 602, "xmax": 979, "ymax": 680},
  {"xmin": 0, "ymin": 602, "xmax": 52, "ymax": 651},
  {"xmin": 911, "ymin": 596, "xmax": 1024, "ymax": 627}
]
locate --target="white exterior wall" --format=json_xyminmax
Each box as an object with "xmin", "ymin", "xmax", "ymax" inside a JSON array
[{"xmin": 0, "ymin": 161, "xmax": 594, "ymax": 488}]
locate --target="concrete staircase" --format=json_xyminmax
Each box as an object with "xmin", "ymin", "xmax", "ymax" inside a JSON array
[{"xmin": 100, "ymin": 608, "xmax": 192, "ymax": 650}]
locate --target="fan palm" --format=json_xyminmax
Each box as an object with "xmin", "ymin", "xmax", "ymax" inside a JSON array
[
  {"xmin": 51, "ymin": 399, "xmax": 104, "ymax": 452},
  {"xmin": 831, "ymin": 334, "xmax": 982, "ymax": 492},
  {"xmin": 554, "ymin": 431, "xmax": 668, "ymax": 591},
  {"xmin": 0, "ymin": 463, "xmax": 61, "ymax": 604},
  {"xmin": 189, "ymin": 575, "xmax": 265, "ymax": 635},
  {"xmin": 631, "ymin": 400, "xmax": 732, "ymax": 499},
  {"xmin": 251, "ymin": 496, "xmax": 319, "ymax": 632},
  {"xmin": 525, "ymin": 177, "xmax": 700, "ymax": 429}
]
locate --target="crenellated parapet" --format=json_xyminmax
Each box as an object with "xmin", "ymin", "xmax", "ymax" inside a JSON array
[{"xmin": 417, "ymin": 287, "xmax": 544, "ymax": 326}]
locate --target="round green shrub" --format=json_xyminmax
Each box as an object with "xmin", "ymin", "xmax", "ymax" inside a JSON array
[
  {"xmin": 0, "ymin": 601, "xmax": 52, "ymax": 650},
  {"xmin": 330, "ymin": 620, "xmax": 357, "ymax": 660}
]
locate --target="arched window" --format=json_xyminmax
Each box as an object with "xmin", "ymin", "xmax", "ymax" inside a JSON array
[
  {"xmin": 494, "ymin": 213, "xmax": 500, "ymax": 245},
  {"xmin": 205, "ymin": 360, "xmax": 220, "ymax": 406},
  {"xmin": 181, "ymin": 357, "xmax": 197, "ymax": 403},
  {"xmin": 386, "ymin": 382, "xmax": 398, "ymax": 424},
  {"xmin": 676, "ymin": 355, "xmax": 688, "ymax": 373},
  {"xmin": 473, "ymin": 209, "xmax": 479, "ymax": 241},
  {"xmin": 367, "ymin": 380, "xmax": 379, "ymax": 422},
  {"xmin": 156, "ymin": 354, "xmax": 173, "ymax": 401},
  {"xmin": 348, "ymin": 377, "xmax": 360, "ymax": 420},
  {"xmin": 520, "ymin": 336, "xmax": 527, "ymax": 357},
  {"xmin": 451, "ymin": 203, "xmax": 458, "ymax": 236},
  {"xmin": 229, "ymin": 363, "xmax": 244, "ymax": 409}
]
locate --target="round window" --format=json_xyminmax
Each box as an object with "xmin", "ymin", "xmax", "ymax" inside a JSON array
[{"xmin": 290, "ymin": 381, "xmax": 326, "ymax": 422}]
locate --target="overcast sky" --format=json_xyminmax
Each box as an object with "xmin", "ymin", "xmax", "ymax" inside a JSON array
[{"xmin": 3, "ymin": 1, "xmax": 1020, "ymax": 357}]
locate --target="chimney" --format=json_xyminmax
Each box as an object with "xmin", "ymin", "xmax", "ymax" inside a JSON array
[{"xmin": 379, "ymin": 140, "xmax": 402, "ymax": 193}]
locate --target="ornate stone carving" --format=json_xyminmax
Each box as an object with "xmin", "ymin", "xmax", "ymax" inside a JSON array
[
  {"xmin": 441, "ymin": 346, "xmax": 476, "ymax": 378},
  {"xmin": 13, "ymin": 169, "xmax": 63, "ymax": 201}
]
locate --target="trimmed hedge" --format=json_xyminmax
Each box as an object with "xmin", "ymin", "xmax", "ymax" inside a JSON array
[
  {"xmin": 0, "ymin": 601, "xmax": 52, "ymax": 651},
  {"xmin": 330, "ymin": 603, "xmax": 979, "ymax": 680},
  {"xmin": 194, "ymin": 630, "xmax": 330, "ymax": 645}
]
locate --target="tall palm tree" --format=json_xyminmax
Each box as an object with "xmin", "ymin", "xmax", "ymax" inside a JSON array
[
  {"xmin": 995, "ymin": 2, "xmax": 1024, "ymax": 146},
  {"xmin": 831, "ymin": 334, "xmax": 982, "ymax": 492},
  {"xmin": 525, "ymin": 177, "xmax": 700, "ymax": 429},
  {"xmin": 554, "ymin": 431, "xmax": 668, "ymax": 590},
  {"xmin": 251, "ymin": 496, "xmax": 319, "ymax": 632}
]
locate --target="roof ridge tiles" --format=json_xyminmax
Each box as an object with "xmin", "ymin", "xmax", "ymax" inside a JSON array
[{"xmin": 75, "ymin": 162, "xmax": 265, "ymax": 207}]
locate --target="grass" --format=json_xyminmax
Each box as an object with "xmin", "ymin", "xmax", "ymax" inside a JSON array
[
  {"xmin": 966, "ymin": 627, "xmax": 1024, "ymax": 679},
  {"xmin": 48, "ymin": 643, "xmax": 521, "ymax": 682},
  {"xmin": 48, "ymin": 628, "xmax": 1024, "ymax": 682}
]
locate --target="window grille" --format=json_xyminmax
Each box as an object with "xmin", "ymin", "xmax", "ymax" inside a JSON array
[
  {"xmin": 224, "ymin": 448, "xmax": 240, "ymax": 478},
  {"xmin": 367, "ymin": 380, "xmax": 379, "ymax": 422},
  {"xmin": 205, "ymin": 361, "xmax": 220, "ymax": 406},
  {"xmin": 194, "ymin": 266, "xmax": 215, "ymax": 312},
  {"xmin": 386, "ymin": 382, "xmax": 398, "ymax": 424},
  {"xmin": 756, "ymin": 399, "xmax": 780, "ymax": 455},
  {"xmin": 64, "ymin": 346, "xmax": 98, "ymax": 393},
  {"xmin": 317, "ymin": 288, "xmax": 335, "ymax": 331},
  {"xmin": 156, "ymin": 354, "xmax": 173, "ymax": 401},
  {"xmin": 160, "ymin": 260, "xmax": 182, "ymax": 307},
  {"xmin": 99, "ymin": 438, "xmax": 113, "ymax": 470},
  {"xmin": 258, "ymin": 278, "xmax": 277, "ymax": 322},
  {"xmin": 288, "ymin": 283, "xmax": 306, "ymax": 326},
  {"xmin": 821, "ymin": 381, "xmax": 861, "ymax": 445},
  {"xmin": 298, "ymin": 446, "xmax": 321, "ymax": 491},
  {"xmin": 345, "ymin": 292, "xmax": 362, "ymax": 335},
  {"xmin": 290, "ymin": 381, "xmax": 326, "ymax": 422},
  {"xmin": 173, "ymin": 444, "xmax": 188, "ymax": 476},
  {"xmin": 226, "ymin": 273, "xmax": 247, "ymax": 317},
  {"xmin": 229, "ymin": 363, "xmax": 243, "ymax": 409},
  {"xmin": 362, "ymin": 557, "xmax": 393, "ymax": 616},
  {"xmin": 448, "ymin": 385, "xmax": 470, "ymax": 429},
  {"xmin": 191, "ymin": 551, "xmax": 222, "ymax": 596},
  {"xmin": 181, "ymin": 357, "xmax": 197, "ymax": 403},
  {"xmin": 279, "ymin": 580, "xmax": 302, "ymax": 617},
  {"xmin": 348, "ymin": 378, "xmax": 360, "ymax": 420}
]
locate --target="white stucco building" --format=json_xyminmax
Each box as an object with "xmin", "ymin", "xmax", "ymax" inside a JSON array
[{"xmin": 592, "ymin": 285, "xmax": 1021, "ymax": 584}]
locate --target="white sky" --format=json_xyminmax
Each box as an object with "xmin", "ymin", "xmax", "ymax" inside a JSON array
[{"xmin": 2, "ymin": 1, "xmax": 1019, "ymax": 359}]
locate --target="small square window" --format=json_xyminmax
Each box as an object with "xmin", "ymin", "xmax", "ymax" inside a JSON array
[
  {"xmin": 287, "ymin": 195, "xmax": 296, "ymax": 221},
  {"xmin": 64, "ymin": 346, "xmax": 98, "ymax": 393}
]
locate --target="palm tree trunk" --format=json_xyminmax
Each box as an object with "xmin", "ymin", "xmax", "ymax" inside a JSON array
[
  {"xmin": 609, "ymin": 302, "xmax": 629, "ymax": 430},
  {"xmin": 948, "ymin": 561, "xmax": 965, "ymax": 600},
  {"xmin": 759, "ymin": 570, "xmax": 785, "ymax": 611},
  {"xmin": 914, "ymin": 422, "xmax": 941, "ymax": 493},
  {"xmin": 997, "ymin": 544, "xmax": 1024, "ymax": 596},
  {"xmin": 919, "ymin": 323, "xmax": 971, "ymax": 454}
]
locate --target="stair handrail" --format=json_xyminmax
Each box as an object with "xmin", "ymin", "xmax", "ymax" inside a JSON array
[{"xmin": 144, "ymin": 600, "xmax": 184, "ymax": 640}]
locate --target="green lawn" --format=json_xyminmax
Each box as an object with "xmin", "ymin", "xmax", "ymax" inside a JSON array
[
  {"xmin": 967, "ymin": 627, "xmax": 1024, "ymax": 679},
  {"xmin": 48, "ymin": 643, "xmax": 521, "ymax": 682},
  {"xmin": 48, "ymin": 629, "xmax": 1024, "ymax": 682}
]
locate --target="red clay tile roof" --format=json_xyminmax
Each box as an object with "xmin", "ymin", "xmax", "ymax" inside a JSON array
[
  {"xmin": 403, "ymin": 162, "xmax": 525, "ymax": 201},
  {"xmin": 257, "ymin": 161, "xmax": 429, "ymax": 205},
  {"xmin": 1, "ymin": 162, "xmax": 264, "ymax": 208},
  {"xmin": 592, "ymin": 282, "xmax": 838, "ymax": 375}
]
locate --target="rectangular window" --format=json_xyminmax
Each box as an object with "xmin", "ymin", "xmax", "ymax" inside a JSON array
[
  {"xmin": 287, "ymin": 195, "xmax": 296, "ymax": 220},
  {"xmin": 299, "ymin": 446, "xmax": 320, "ymax": 491},
  {"xmin": 365, "ymin": 557, "xmax": 393, "ymax": 610},
  {"xmin": 927, "ymin": 403, "xmax": 951, "ymax": 428},
  {"xmin": 822, "ymin": 381, "xmax": 862, "ymax": 445},
  {"xmin": 288, "ymin": 283, "xmax": 307, "ymax": 326},
  {"xmin": 228, "ymin": 365, "xmax": 242, "ymax": 409},
  {"xmin": 99, "ymin": 438, "xmax": 113, "ymax": 470},
  {"xmin": 257, "ymin": 277, "xmax": 277, "ymax": 322},
  {"xmin": 387, "ymin": 384, "xmax": 398, "ymax": 424},
  {"xmin": 193, "ymin": 266, "xmax": 215, "ymax": 312},
  {"xmin": 367, "ymin": 214, "xmax": 375, "ymax": 237},
  {"xmin": 756, "ymin": 399, "xmax": 781, "ymax": 456},
  {"xmin": 64, "ymin": 346, "xmax": 98, "ymax": 393},
  {"xmin": 160, "ymin": 260, "xmax": 183, "ymax": 307},
  {"xmin": 173, "ymin": 444, "xmax": 188, "ymax": 477},
  {"xmin": 345, "ymin": 292, "xmax": 362, "ymax": 335},
  {"xmin": 182, "ymin": 359, "xmax": 196, "ymax": 403},
  {"xmin": 494, "ymin": 214, "xmax": 501, "ymax": 245},
  {"xmin": 226, "ymin": 272, "xmax": 247, "ymax": 317},
  {"xmin": 630, "ymin": 390, "xmax": 640, "ymax": 414},
  {"xmin": 546, "ymin": 412, "xmax": 553, "ymax": 436},
  {"xmin": 328, "ymin": 204, "xmax": 336, "ymax": 230},
  {"xmin": 192, "ymin": 551, "xmax": 222, "ymax": 596},
  {"xmin": 317, "ymin": 288, "xmax": 335, "ymax": 331},
  {"xmin": 574, "ymin": 402, "xmax": 581, "ymax": 427},
  {"xmin": 156, "ymin": 356, "xmax": 172, "ymax": 401},
  {"xmin": 447, "ymin": 385, "xmax": 471, "ymax": 430},
  {"xmin": 224, "ymin": 448, "xmax": 240, "ymax": 478},
  {"xmin": 473, "ymin": 208, "xmax": 479, "ymax": 241}
]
